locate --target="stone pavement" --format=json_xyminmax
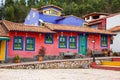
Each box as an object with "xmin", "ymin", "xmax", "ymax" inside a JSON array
[{"xmin": 0, "ymin": 69, "xmax": 120, "ymax": 80}]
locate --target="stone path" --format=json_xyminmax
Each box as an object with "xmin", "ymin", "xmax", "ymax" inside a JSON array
[{"xmin": 0, "ymin": 69, "xmax": 120, "ymax": 80}]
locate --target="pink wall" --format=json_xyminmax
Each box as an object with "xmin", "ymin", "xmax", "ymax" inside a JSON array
[
  {"xmin": 8, "ymin": 32, "xmax": 78, "ymax": 58},
  {"xmin": 87, "ymin": 34, "xmax": 110, "ymax": 51},
  {"xmin": 8, "ymin": 31, "xmax": 111, "ymax": 58}
]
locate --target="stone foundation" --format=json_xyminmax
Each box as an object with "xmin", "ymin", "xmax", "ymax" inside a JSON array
[{"xmin": 0, "ymin": 57, "xmax": 112, "ymax": 69}]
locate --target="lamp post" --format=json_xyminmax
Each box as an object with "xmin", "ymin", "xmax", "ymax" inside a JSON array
[{"xmin": 92, "ymin": 36, "xmax": 95, "ymax": 62}]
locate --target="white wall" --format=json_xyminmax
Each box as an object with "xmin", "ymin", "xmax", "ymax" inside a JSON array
[
  {"xmin": 106, "ymin": 14, "xmax": 120, "ymax": 29},
  {"xmin": 110, "ymin": 32, "xmax": 120, "ymax": 52}
]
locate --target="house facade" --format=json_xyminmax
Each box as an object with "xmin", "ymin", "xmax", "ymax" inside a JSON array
[
  {"xmin": 24, "ymin": 5, "xmax": 85, "ymax": 26},
  {"xmin": 110, "ymin": 26, "xmax": 120, "ymax": 52},
  {"xmin": 0, "ymin": 5, "xmax": 115, "ymax": 61},
  {"xmin": 83, "ymin": 12, "xmax": 120, "ymax": 52},
  {"xmin": 0, "ymin": 20, "xmax": 114, "ymax": 61},
  {"xmin": 83, "ymin": 12, "xmax": 109, "ymax": 30}
]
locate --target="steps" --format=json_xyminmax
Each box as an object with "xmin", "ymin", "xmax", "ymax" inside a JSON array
[
  {"xmin": 101, "ymin": 61, "xmax": 120, "ymax": 66},
  {"xmin": 112, "ymin": 58, "xmax": 120, "ymax": 61},
  {"xmin": 90, "ymin": 57, "xmax": 120, "ymax": 71}
]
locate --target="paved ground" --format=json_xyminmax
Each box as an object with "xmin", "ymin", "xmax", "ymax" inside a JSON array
[{"xmin": 0, "ymin": 69, "xmax": 120, "ymax": 80}]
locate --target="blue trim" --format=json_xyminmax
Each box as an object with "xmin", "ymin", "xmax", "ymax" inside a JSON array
[
  {"xmin": 58, "ymin": 36, "xmax": 67, "ymax": 48},
  {"xmin": 100, "ymin": 35, "xmax": 108, "ymax": 47},
  {"xmin": 25, "ymin": 37, "xmax": 35, "ymax": 51},
  {"xmin": 5, "ymin": 40, "xmax": 8, "ymax": 61},
  {"xmin": 44, "ymin": 34, "xmax": 54, "ymax": 44},
  {"xmin": 69, "ymin": 36, "xmax": 77, "ymax": 49},
  {"xmin": 13, "ymin": 36, "xmax": 24, "ymax": 50}
]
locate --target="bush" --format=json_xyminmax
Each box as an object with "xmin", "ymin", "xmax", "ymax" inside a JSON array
[{"xmin": 113, "ymin": 52, "xmax": 119, "ymax": 56}]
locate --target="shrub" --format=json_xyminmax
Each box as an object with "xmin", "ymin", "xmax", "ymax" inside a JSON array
[{"xmin": 113, "ymin": 52, "xmax": 119, "ymax": 56}]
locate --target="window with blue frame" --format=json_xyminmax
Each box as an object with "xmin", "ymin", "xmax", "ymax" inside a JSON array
[
  {"xmin": 69, "ymin": 36, "xmax": 76, "ymax": 49},
  {"xmin": 101, "ymin": 35, "xmax": 108, "ymax": 47},
  {"xmin": 45, "ymin": 34, "xmax": 53, "ymax": 44},
  {"xmin": 13, "ymin": 36, "xmax": 23, "ymax": 50},
  {"xmin": 59, "ymin": 36, "xmax": 67, "ymax": 48},
  {"xmin": 26, "ymin": 37, "xmax": 35, "ymax": 51}
]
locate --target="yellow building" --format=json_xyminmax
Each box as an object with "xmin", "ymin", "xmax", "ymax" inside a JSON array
[{"xmin": 0, "ymin": 24, "xmax": 9, "ymax": 61}]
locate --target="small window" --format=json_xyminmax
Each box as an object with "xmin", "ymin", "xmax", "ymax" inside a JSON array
[
  {"xmin": 33, "ymin": 12, "xmax": 36, "ymax": 18},
  {"xmin": 69, "ymin": 37, "xmax": 76, "ymax": 49},
  {"xmin": 45, "ymin": 34, "xmax": 53, "ymax": 44},
  {"xmin": 92, "ymin": 24, "xmax": 98, "ymax": 29},
  {"xmin": 59, "ymin": 36, "xmax": 67, "ymax": 48},
  {"xmin": 27, "ymin": 15, "xmax": 30, "ymax": 20},
  {"xmin": 101, "ymin": 35, "xmax": 108, "ymax": 47},
  {"xmin": 110, "ymin": 37, "xmax": 113, "ymax": 44},
  {"xmin": 13, "ymin": 36, "xmax": 23, "ymax": 50},
  {"xmin": 35, "ymin": 23, "xmax": 38, "ymax": 26},
  {"xmin": 93, "ymin": 16, "xmax": 99, "ymax": 19},
  {"xmin": 52, "ymin": 10, "xmax": 58, "ymax": 15},
  {"xmin": 26, "ymin": 37, "xmax": 35, "ymax": 51},
  {"xmin": 46, "ymin": 10, "xmax": 51, "ymax": 14}
]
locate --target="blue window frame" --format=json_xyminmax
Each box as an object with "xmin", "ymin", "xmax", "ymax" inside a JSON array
[
  {"xmin": 26, "ymin": 37, "xmax": 35, "ymax": 51},
  {"xmin": 101, "ymin": 35, "xmax": 108, "ymax": 47},
  {"xmin": 59, "ymin": 36, "xmax": 67, "ymax": 48},
  {"xmin": 69, "ymin": 36, "xmax": 77, "ymax": 49},
  {"xmin": 45, "ymin": 34, "xmax": 53, "ymax": 44},
  {"xmin": 13, "ymin": 36, "xmax": 23, "ymax": 50}
]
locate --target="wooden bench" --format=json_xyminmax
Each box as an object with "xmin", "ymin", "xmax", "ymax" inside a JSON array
[
  {"xmin": 59, "ymin": 52, "xmax": 76, "ymax": 59},
  {"xmin": 92, "ymin": 51, "xmax": 105, "ymax": 57}
]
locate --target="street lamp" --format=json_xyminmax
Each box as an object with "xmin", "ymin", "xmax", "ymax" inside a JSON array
[{"xmin": 92, "ymin": 36, "xmax": 95, "ymax": 62}]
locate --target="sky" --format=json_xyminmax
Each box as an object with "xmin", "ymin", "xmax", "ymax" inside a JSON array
[{"xmin": 0, "ymin": 0, "xmax": 5, "ymax": 6}]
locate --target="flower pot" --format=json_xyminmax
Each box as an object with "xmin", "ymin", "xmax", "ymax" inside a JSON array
[
  {"xmin": 38, "ymin": 56, "xmax": 43, "ymax": 61},
  {"xmin": 15, "ymin": 60, "xmax": 20, "ymax": 63}
]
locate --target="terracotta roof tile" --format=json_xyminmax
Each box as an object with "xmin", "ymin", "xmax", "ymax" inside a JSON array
[
  {"xmin": 83, "ymin": 12, "xmax": 109, "ymax": 18},
  {"xmin": 0, "ymin": 24, "xmax": 9, "ymax": 37},
  {"xmin": 45, "ymin": 23, "xmax": 115, "ymax": 35},
  {"xmin": 109, "ymin": 26, "xmax": 120, "ymax": 32},
  {"xmin": 2, "ymin": 20, "xmax": 55, "ymax": 33}
]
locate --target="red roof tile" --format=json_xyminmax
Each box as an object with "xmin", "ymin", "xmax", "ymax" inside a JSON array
[
  {"xmin": 83, "ymin": 12, "xmax": 109, "ymax": 18},
  {"xmin": 109, "ymin": 26, "xmax": 120, "ymax": 32},
  {"xmin": 2, "ymin": 20, "xmax": 55, "ymax": 33},
  {"xmin": 0, "ymin": 24, "xmax": 9, "ymax": 37},
  {"xmin": 45, "ymin": 23, "xmax": 115, "ymax": 35}
]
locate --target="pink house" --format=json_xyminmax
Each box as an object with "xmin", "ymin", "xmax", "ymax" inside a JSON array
[{"xmin": 0, "ymin": 20, "xmax": 115, "ymax": 60}]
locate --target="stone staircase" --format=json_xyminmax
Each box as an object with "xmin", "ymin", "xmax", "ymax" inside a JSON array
[{"xmin": 90, "ymin": 57, "xmax": 120, "ymax": 71}]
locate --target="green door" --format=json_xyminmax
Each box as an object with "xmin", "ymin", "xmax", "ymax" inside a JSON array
[{"xmin": 78, "ymin": 34, "xmax": 87, "ymax": 55}]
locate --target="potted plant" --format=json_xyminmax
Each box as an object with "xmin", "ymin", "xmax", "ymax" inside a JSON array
[
  {"xmin": 102, "ymin": 48, "xmax": 108, "ymax": 56},
  {"xmin": 14, "ymin": 54, "xmax": 20, "ymax": 63},
  {"xmin": 87, "ymin": 48, "xmax": 92, "ymax": 57},
  {"xmin": 38, "ymin": 46, "xmax": 46, "ymax": 61}
]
